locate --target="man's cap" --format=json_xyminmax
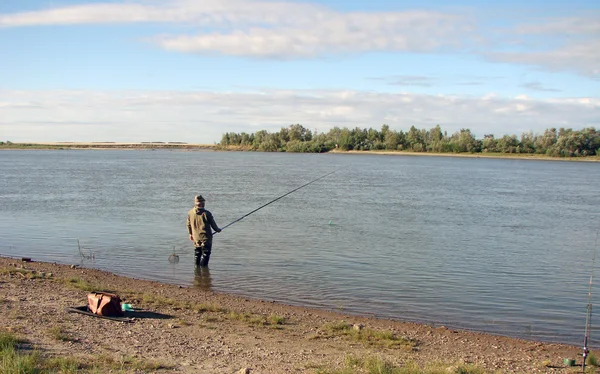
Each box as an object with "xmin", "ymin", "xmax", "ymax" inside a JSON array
[{"xmin": 195, "ymin": 195, "xmax": 205, "ymax": 202}]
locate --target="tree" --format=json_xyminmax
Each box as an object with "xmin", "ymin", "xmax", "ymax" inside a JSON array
[
  {"xmin": 406, "ymin": 126, "xmax": 425, "ymax": 151},
  {"xmin": 338, "ymin": 128, "xmax": 353, "ymax": 150},
  {"xmin": 426, "ymin": 125, "xmax": 445, "ymax": 152},
  {"xmin": 448, "ymin": 129, "xmax": 480, "ymax": 153},
  {"xmin": 288, "ymin": 124, "xmax": 312, "ymax": 142},
  {"xmin": 482, "ymin": 134, "xmax": 498, "ymax": 153},
  {"xmin": 534, "ymin": 128, "xmax": 557, "ymax": 154},
  {"xmin": 519, "ymin": 132, "xmax": 535, "ymax": 154},
  {"xmin": 384, "ymin": 130, "xmax": 399, "ymax": 150},
  {"xmin": 496, "ymin": 135, "xmax": 519, "ymax": 153}
]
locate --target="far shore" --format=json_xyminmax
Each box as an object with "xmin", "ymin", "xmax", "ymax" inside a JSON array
[
  {"xmin": 1, "ymin": 142, "xmax": 599, "ymax": 162},
  {"xmin": 0, "ymin": 141, "xmax": 217, "ymax": 150}
]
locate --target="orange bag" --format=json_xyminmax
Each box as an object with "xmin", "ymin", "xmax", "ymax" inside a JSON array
[{"xmin": 87, "ymin": 292, "xmax": 124, "ymax": 317}]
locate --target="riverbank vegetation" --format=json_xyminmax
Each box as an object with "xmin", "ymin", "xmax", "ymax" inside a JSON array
[
  {"xmin": 219, "ymin": 124, "xmax": 600, "ymax": 158},
  {"xmin": 4, "ymin": 125, "xmax": 599, "ymax": 159}
]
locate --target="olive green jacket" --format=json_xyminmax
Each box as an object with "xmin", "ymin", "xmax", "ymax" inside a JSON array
[{"xmin": 187, "ymin": 208, "xmax": 220, "ymax": 246}]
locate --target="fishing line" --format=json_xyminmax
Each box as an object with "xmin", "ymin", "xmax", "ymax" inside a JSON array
[
  {"xmin": 174, "ymin": 170, "xmax": 338, "ymax": 262},
  {"xmin": 219, "ymin": 170, "xmax": 338, "ymax": 231},
  {"xmin": 583, "ymin": 230, "xmax": 599, "ymax": 371}
]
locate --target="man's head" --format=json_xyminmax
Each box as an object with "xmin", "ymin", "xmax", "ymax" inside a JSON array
[{"xmin": 195, "ymin": 195, "xmax": 205, "ymax": 208}]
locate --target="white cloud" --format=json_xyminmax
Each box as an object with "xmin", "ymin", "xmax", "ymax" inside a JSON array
[
  {"xmin": 512, "ymin": 16, "xmax": 600, "ymax": 36},
  {"xmin": 0, "ymin": 89, "xmax": 597, "ymax": 143},
  {"xmin": 0, "ymin": 1, "xmax": 475, "ymax": 58},
  {"xmin": 155, "ymin": 10, "xmax": 469, "ymax": 57},
  {"xmin": 0, "ymin": 0, "xmax": 368, "ymax": 29},
  {"xmin": 0, "ymin": 1, "xmax": 598, "ymax": 77},
  {"xmin": 487, "ymin": 38, "xmax": 600, "ymax": 77},
  {"xmin": 519, "ymin": 81, "xmax": 561, "ymax": 92}
]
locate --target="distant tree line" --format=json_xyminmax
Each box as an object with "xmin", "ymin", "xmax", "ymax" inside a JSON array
[{"xmin": 219, "ymin": 125, "xmax": 600, "ymax": 157}]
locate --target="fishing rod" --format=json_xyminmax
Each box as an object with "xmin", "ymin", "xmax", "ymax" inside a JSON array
[
  {"xmin": 583, "ymin": 231, "xmax": 599, "ymax": 372},
  {"xmin": 219, "ymin": 170, "xmax": 337, "ymax": 231}
]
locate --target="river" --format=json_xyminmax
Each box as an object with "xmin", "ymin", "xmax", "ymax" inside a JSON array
[{"xmin": 0, "ymin": 149, "xmax": 598, "ymax": 345}]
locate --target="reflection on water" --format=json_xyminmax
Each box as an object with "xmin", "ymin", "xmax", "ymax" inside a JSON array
[{"xmin": 194, "ymin": 267, "xmax": 213, "ymax": 291}]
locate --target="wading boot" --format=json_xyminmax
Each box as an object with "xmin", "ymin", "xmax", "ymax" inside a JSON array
[
  {"xmin": 194, "ymin": 247, "xmax": 203, "ymax": 268},
  {"xmin": 199, "ymin": 251, "xmax": 211, "ymax": 267}
]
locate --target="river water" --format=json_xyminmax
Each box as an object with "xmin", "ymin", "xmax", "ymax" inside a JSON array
[{"xmin": 1, "ymin": 149, "xmax": 599, "ymax": 345}]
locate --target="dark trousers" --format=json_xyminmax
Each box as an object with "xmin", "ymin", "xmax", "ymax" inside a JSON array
[{"xmin": 194, "ymin": 241, "xmax": 212, "ymax": 268}]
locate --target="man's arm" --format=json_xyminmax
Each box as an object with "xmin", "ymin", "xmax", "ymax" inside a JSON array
[
  {"xmin": 208, "ymin": 212, "xmax": 221, "ymax": 233},
  {"xmin": 186, "ymin": 213, "xmax": 194, "ymax": 240}
]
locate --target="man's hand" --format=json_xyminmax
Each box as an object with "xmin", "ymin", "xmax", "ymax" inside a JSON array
[
  {"xmin": 189, "ymin": 234, "xmax": 193, "ymax": 241},
  {"xmin": 216, "ymin": 228, "xmax": 222, "ymax": 233}
]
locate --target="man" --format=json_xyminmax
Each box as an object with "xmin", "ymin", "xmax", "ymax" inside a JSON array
[{"xmin": 186, "ymin": 195, "xmax": 221, "ymax": 267}]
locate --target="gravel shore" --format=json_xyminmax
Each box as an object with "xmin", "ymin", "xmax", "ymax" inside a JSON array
[{"xmin": 0, "ymin": 256, "xmax": 587, "ymax": 373}]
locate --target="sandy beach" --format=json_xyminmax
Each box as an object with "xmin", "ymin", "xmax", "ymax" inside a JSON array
[{"xmin": 0, "ymin": 256, "xmax": 588, "ymax": 373}]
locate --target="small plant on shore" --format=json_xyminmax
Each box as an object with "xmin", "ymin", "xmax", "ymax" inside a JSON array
[
  {"xmin": 0, "ymin": 267, "xmax": 48, "ymax": 280},
  {"xmin": 228, "ymin": 311, "xmax": 264, "ymax": 325},
  {"xmin": 176, "ymin": 318, "xmax": 193, "ymax": 327},
  {"xmin": 0, "ymin": 332, "xmax": 21, "ymax": 350},
  {"xmin": 587, "ymin": 352, "xmax": 598, "ymax": 367},
  {"xmin": 44, "ymin": 356, "xmax": 80, "ymax": 373},
  {"xmin": 140, "ymin": 293, "xmax": 183, "ymax": 308},
  {"xmin": 90, "ymin": 353, "xmax": 172, "ymax": 372},
  {"xmin": 47, "ymin": 326, "xmax": 75, "ymax": 342},
  {"xmin": 63, "ymin": 277, "xmax": 100, "ymax": 291},
  {"xmin": 1, "ymin": 330, "xmax": 173, "ymax": 373},
  {"xmin": 193, "ymin": 302, "xmax": 227, "ymax": 313},
  {"xmin": 0, "ymin": 332, "xmax": 40, "ymax": 373},
  {"xmin": 202, "ymin": 315, "xmax": 222, "ymax": 323},
  {"xmin": 226, "ymin": 311, "xmax": 287, "ymax": 327},
  {"xmin": 269, "ymin": 314, "xmax": 286, "ymax": 325},
  {"xmin": 316, "ymin": 356, "xmax": 489, "ymax": 374},
  {"xmin": 316, "ymin": 321, "xmax": 417, "ymax": 350}
]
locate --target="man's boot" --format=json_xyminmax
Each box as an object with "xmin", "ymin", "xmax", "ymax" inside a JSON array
[
  {"xmin": 199, "ymin": 251, "xmax": 211, "ymax": 267},
  {"xmin": 194, "ymin": 247, "xmax": 203, "ymax": 268}
]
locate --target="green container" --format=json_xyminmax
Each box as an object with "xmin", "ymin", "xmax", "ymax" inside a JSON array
[
  {"xmin": 563, "ymin": 358, "xmax": 576, "ymax": 367},
  {"xmin": 121, "ymin": 303, "xmax": 133, "ymax": 312}
]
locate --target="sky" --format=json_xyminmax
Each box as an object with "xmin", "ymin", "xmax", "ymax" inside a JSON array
[{"xmin": 0, "ymin": 0, "xmax": 598, "ymax": 144}]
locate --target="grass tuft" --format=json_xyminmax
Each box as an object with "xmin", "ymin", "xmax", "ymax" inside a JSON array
[
  {"xmin": 0, "ymin": 332, "xmax": 22, "ymax": 350},
  {"xmin": 0, "ymin": 330, "xmax": 173, "ymax": 373},
  {"xmin": 140, "ymin": 294, "xmax": 182, "ymax": 308},
  {"xmin": 193, "ymin": 302, "xmax": 227, "ymax": 313},
  {"xmin": 319, "ymin": 321, "xmax": 417, "ymax": 349},
  {"xmin": 47, "ymin": 326, "xmax": 75, "ymax": 342},
  {"xmin": 226, "ymin": 311, "xmax": 287, "ymax": 327},
  {"xmin": 89, "ymin": 353, "xmax": 173, "ymax": 372},
  {"xmin": 0, "ymin": 331, "xmax": 41, "ymax": 373},
  {"xmin": 269, "ymin": 314, "xmax": 286, "ymax": 325},
  {"xmin": 63, "ymin": 277, "xmax": 99, "ymax": 291},
  {"xmin": 44, "ymin": 356, "xmax": 81, "ymax": 373},
  {"xmin": 316, "ymin": 356, "xmax": 489, "ymax": 374},
  {"xmin": 0, "ymin": 267, "xmax": 51, "ymax": 280}
]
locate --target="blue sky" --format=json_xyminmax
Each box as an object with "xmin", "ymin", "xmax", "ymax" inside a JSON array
[{"xmin": 1, "ymin": 0, "xmax": 598, "ymax": 143}]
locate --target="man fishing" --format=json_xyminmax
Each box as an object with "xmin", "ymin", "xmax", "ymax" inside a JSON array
[
  {"xmin": 184, "ymin": 171, "xmax": 334, "ymax": 268},
  {"xmin": 186, "ymin": 195, "xmax": 221, "ymax": 268}
]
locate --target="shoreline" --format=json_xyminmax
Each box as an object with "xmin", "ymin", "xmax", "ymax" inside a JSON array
[
  {"xmin": 0, "ymin": 256, "xmax": 586, "ymax": 373},
  {"xmin": 1, "ymin": 142, "xmax": 598, "ymax": 162},
  {"xmin": 327, "ymin": 149, "xmax": 600, "ymax": 162}
]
